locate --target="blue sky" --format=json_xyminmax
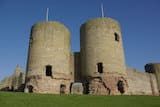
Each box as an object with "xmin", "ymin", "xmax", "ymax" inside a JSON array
[{"xmin": 0, "ymin": 0, "xmax": 160, "ymax": 80}]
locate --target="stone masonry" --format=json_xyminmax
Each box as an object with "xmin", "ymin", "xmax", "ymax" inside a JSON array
[{"xmin": 0, "ymin": 65, "xmax": 25, "ymax": 91}]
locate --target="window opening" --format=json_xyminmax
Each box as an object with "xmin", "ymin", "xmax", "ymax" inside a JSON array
[
  {"xmin": 114, "ymin": 33, "xmax": 120, "ymax": 42},
  {"xmin": 97, "ymin": 62, "xmax": 103, "ymax": 73},
  {"xmin": 46, "ymin": 65, "xmax": 52, "ymax": 76}
]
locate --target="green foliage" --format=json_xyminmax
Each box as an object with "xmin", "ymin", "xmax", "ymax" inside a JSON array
[{"xmin": 0, "ymin": 92, "xmax": 160, "ymax": 107}]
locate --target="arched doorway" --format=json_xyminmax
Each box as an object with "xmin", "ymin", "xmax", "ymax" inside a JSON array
[
  {"xmin": 28, "ymin": 85, "xmax": 33, "ymax": 93},
  {"xmin": 60, "ymin": 84, "xmax": 66, "ymax": 94},
  {"xmin": 117, "ymin": 80, "xmax": 125, "ymax": 94}
]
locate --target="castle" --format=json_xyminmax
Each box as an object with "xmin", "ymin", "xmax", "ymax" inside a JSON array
[{"xmin": 0, "ymin": 17, "xmax": 160, "ymax": 95}]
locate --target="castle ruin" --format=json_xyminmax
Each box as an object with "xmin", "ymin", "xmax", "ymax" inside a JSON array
[{"xmin": 0, "ymin": 17, "xmax": 160, "ymax": 95}]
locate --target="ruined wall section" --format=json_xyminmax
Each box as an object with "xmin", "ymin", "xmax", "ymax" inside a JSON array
[
  {"xmin": 12, "ymin": 65, "xmax": 25, "ymax": 91},
  {"xmin": 127, "ymin": 67, "xmax": 159, "ymax": 95},
  {"xmin": 0, "ymin": 77, "xmax": 12, "ymax": 91},
  {"xmin": 0, "ymin": 65, "xmax": 25, "ymax": 91}
]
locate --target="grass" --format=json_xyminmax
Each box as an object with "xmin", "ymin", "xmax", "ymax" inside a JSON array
[{"xmin": 0, "ymin": 92, "xmax": 160, "ymax": 107}]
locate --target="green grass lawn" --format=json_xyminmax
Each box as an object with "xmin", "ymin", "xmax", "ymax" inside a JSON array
[{"xmin": 0, "ymin": 92, "xmax": 160, "ymax": 107}]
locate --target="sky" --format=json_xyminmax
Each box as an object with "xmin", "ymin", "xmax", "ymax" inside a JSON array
[{"xmin": 0, "ymin": 0, "xmax": 160, "ymax": 80}]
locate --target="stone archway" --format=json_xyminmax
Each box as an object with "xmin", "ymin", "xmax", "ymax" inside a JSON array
[
  {"xmin": 117, "ymin": 77, "xmax": 128, "ymax": 95},
  {"xmin": 60, "ymin": 84, "xmax": 66, "ymax": 94},
  {"xmin": 27, "ymin": 85, "xmax": 33, "ymax": 93},
  {"xmin": 117, "ymin": 80, "xmax": 125, "ymax": 94}
]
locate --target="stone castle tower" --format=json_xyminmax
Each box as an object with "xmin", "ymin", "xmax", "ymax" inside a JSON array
[
  {"xmin": 24, "ymin": 22, "xmax": 73, "ymax": 94},
  {"xmin": 80, "ymin": 18, "xmax": 127, "ymax": 95},
  {"xmin": 24, "ymin": 17, "xmax": 128, "ymax": 95}
]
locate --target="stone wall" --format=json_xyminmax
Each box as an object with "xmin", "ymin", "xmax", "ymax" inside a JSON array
[
  {"xmin": 12, "ymin": 65, "xmax": 25, "ymax": 91},
  {"xmin": 145, "ymin": 63, "xmax": 160, "ymax": 93},
  {"xmin": 0, "ymin": 77, "xmax": 12, "ymax": 91},
  {"xmin": 0, "ymin": 65, "xmax": 25, "ymax": 91},
  {"xmin": 127, "ymin": 67, "xmax": 159, "ymax": 95},
  {"xmin": 86, "ymin": 73, "xmax": 128, "ymax": 95},
  {"xmin": 73, "ymin": 52, "xmax": 81, "ymax": 82},
  {"xmin": 24, "ymin": 75, "xmax": 72, "ymax": 94}
]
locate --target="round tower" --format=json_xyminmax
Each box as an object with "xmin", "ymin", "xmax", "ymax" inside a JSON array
[
  {"xmin": 25, "ymin": 21, "xmax": 72, "ymax": 94},
  {"xmin": 80, "ymin": 18, "xmax": 127, "ymax": 95}
]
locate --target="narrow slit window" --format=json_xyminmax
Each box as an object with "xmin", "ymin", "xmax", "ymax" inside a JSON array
[
  {"xmin": 97, "ymin": 62, "xmax": 103, "ymax": 73},
  {"xmin": 46, "ymin": 65, "xmax": 52, "ymax": 76},
  {"xmin": 114, "ymin": 33, "xmax": 120, "ymax": 42}
]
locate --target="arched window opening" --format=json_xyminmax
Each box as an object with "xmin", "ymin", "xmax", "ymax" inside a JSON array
[
  {"xmin": 97, "ymin": 62, "xmax": 103, "ymax": 73},
  {"xmin": 46, "ymin": 65, "xmax": 52, "ymax": 76},
  {"xmin": 114, "ymin": 32, "xmax": 120, "ymax": 42}
]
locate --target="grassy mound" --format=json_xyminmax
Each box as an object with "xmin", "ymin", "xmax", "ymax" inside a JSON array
[{"xmin": 0, "ymin": 92, "xmax": 160, "ymax": 107}]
